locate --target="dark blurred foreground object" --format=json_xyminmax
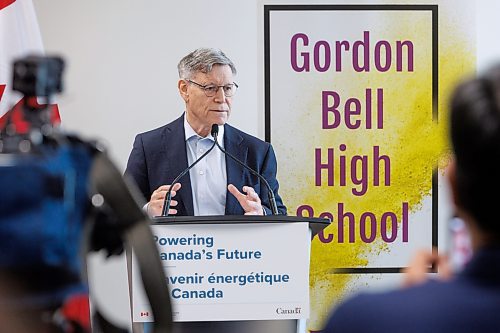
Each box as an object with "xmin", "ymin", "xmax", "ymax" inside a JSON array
[{"xmin": 0, "ymin": 55, "xmax": 173, "ymax": 333}]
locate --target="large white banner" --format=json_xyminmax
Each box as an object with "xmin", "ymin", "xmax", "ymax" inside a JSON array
[
  {"xmin": 263, "ymin": 3, "xmax": 475, "ymax": 331},
  {"xmin": 266, "ymin": 4, "xmax": 435, "ymax": 268},
  {"xmin": 132, "ymin": 222, "xmax": 310, "ymax": 322}
]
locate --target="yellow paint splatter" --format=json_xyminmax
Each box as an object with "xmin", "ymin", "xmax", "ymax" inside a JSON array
[{"xmin": 270, "ymin": 6, "xmax": 475, "ymax": 331}]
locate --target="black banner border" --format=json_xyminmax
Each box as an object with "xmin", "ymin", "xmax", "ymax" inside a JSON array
[{"xmin": 264, "ymin": 4, "xmax": 439, "ymax": 274}]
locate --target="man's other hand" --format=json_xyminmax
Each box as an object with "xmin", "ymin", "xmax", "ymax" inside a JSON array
[{"xmin": 228, "ymin": 184, "xmax": 264, "ymax": 215}]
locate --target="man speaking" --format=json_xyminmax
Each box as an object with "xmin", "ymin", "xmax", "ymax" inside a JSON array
[{"xmin": 125, "ymin": 48, "xmax": 286, "ymax": 217}]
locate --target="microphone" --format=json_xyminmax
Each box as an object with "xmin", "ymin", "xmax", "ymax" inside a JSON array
[
  {"xmin": 160, "ymin": 126, "xmax": 219, "ymax": 217},
  {"xmin": 210, "ymin": 124, "xmax": 279, "ymax": 215}
]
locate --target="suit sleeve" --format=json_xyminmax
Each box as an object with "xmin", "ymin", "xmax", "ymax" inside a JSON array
[
  {"xmin": 324, "ymin": 306, "xmax": 359, "ymax": 333},
  {"xmin": 124, "ymin": 134, "xmax": 151, "ymax": 202},
  {"xmin": 260, "ymin": 144, "xmax": 287, "ymax": 215},
  {"xmin": 323, "ymin": 294, "xmax": 381, "ymax": 333}
]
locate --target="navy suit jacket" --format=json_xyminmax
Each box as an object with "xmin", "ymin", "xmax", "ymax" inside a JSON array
[
  {"xmin": 125, "ymin": 114, "xmax": 287, "ymax": 216},
  {"xmin": 324, "ymin": 246, "xmax": 500, "ymax": 333}
]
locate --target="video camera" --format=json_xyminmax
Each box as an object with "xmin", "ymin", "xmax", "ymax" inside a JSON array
[
  {"xmin": 0, "ymin": 55, "xmax": 172, "ymax": 333},
  {"xmin": 0, "ymin": 55, "xmax": 65, "ymax": 153},
  {"xmin": 12, "ymin": 55, "xmax": 64, "ymax": 97}
]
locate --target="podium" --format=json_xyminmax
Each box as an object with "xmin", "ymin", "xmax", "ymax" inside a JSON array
[{"xmin": 130, "ymin": 215, "xmax": 329, "ymax": 333}]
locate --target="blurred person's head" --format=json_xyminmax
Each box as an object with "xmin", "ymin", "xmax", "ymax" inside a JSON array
[{"xmin": 450, "ymin": 65, "xmax": 500, "ymax": 247}]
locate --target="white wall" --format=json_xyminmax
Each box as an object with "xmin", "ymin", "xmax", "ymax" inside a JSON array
[
  {"xmin": 34, "ymin": 0, "xmax": 260, "ymax": 171},
  {"xmin": 33, "ymin": 2, "xmax": 262, "ymax": 328},
  {"xmin": 476, "ymin": 0, "xmax": 500, "ymax": 72}
]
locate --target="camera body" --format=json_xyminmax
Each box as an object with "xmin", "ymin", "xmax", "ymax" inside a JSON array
[
  {"xmin": 1, "ymin": 56, "xmax": 64, "ymax": 152},
  {"xmin": 1, "ymin": 55, "xmax": 172, "ymax": 333},
  {"xmin": 12, "ymin": 55, "xmax": 64, "ymax": 97}
]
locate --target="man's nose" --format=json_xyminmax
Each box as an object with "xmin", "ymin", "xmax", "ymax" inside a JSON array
[{"xmin": 213, "ymin": 86, "xmax": 226, "ymax": 102}]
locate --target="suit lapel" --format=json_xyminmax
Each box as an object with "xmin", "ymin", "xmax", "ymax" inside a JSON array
[
  {"xmin": 224, "ymin": 125, "xmax": 247, "ymax": 215},
  {"xmin": 164, "ymin": 114, "xmax": 194, "ymax": 216}
]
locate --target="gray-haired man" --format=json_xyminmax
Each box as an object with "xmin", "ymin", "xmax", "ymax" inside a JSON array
[{"xmin": 125, "ymin": 48, "xmax": 287, "ymax": 217}]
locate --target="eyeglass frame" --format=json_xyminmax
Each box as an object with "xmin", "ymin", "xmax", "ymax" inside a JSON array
[{"xmin": 185, "ymin": 79, "xmax": 239, "ymax": 97}]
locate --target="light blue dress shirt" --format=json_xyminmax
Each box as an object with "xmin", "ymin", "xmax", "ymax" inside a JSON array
[{"xmin": 184, "ymin": 118, "xmax": 227, "ymax": 216}]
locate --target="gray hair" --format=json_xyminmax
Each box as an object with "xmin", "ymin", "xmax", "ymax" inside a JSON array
[{"xmin": 178, "ymin": 48, "xmax": 237, "ymax": 79}]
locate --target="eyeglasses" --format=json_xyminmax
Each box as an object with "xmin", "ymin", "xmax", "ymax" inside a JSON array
[{"xmin": 185, "ymin": 79, "xmax": 238, "ymax": 97}]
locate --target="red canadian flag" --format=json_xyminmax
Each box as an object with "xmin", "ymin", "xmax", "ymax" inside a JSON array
[{"xmin": 0, "ymin": 0, "xmax": 60, "ymax": 133}]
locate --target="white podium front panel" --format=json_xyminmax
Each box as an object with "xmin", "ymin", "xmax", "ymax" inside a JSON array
[{"xmin": 132, "ymin": 222, "xmax": 310, "ymax": 322}]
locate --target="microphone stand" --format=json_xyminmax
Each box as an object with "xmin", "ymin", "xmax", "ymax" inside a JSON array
[
  {"xmin": 160, "ymin": 130, "xmax": 218, "ymax": 217},
  {"xmin": 161, "ymin": 124, "xmax": 279, "ymax": 216}
]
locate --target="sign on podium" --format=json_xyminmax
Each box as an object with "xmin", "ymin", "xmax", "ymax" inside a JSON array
[{"xmin": 130, "ymin": 216, "xmax": 328, "ymax": 327}]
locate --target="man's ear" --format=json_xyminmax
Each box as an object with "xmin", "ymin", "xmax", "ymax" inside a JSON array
[
  {"xmin": 178, "ymin": 79, "xmax": 189, "ymax": 103},
  {"xmin": 447, "ymin": 159, "xmax": 460, "ymax": 208}
]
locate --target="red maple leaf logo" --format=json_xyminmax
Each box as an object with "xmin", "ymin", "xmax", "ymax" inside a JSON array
[
  {"xmin": 0, "ymin": 88, "xmax": 61, "ymax": 134},
  {"xmin": 0, "ymin": 0, "xmax": 15, "ymax": 11},
  {"xmin": 0, "ymin": 84, "xmax": 5, "ymax": 102}
]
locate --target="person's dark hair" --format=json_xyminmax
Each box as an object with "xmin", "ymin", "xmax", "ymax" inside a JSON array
[
  {"xmin": 178, "ymin": 48, "xmax": 237, "ymax": 79},
  {"xmin": 450, "ymin": 65, "xmax": 500, "ymax": 236}
]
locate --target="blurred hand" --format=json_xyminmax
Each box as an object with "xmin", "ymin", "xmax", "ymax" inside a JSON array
[
  {"xmin": 228, "ymin": 184, "xmax": 264, "ymax": 215},
  {"xmin": 402, "ymin": 248, "xmax": 452, "ymax": 288},
  {"xmin": 147, "ymin": 183, "xmax": 181, "ymax": 217}
]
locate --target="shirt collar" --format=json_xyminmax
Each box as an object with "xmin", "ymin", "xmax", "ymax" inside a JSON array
[{"xmin": 183, "ymin": 115, "xmax": 225, "ymax": 143}]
